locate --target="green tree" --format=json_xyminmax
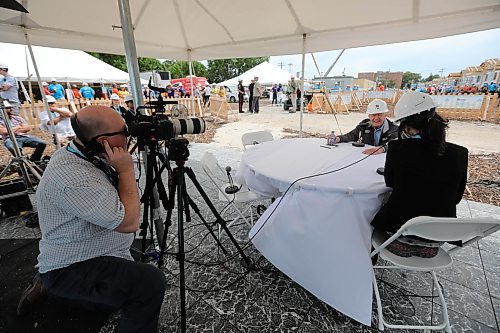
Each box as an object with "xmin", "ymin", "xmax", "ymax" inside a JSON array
[
  {"xmin": 206, "ymin": 57, "xmax": 269, "ymax": 83},
  {"xmin": 401, "ymin": 71, "xmax": 422, "ymax": 89},
  {"xmin": 87, "ymin": 52, "xmax": 171, "ymax": 72},
  {"xmin": 383, "ymin": 79, "xmax": 396, "ymax": 88},
  {"xmin": 425, "ymin": 73, "xmax": 440, "ymax": 82},
  {"xmin": 87, "ymin": 52, "xmax": 128, "ymax": 71},
  {"xmin": 166, "ymin": 61, "xmax": 207, "ymax": 79}
]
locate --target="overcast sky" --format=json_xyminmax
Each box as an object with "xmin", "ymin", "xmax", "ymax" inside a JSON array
[{"xmin": 269, "ymin": 28, "xmax": 500, "ymax": 80}]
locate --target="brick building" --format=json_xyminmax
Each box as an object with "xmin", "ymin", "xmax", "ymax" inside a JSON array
[{"xmin": 357, "ymin": 71, "xmax": 403, "ymax": 89}]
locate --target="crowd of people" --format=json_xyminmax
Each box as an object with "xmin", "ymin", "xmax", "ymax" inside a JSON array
[{"xmin": 416, "ymin": 81, "xmax": 499, "ymax": 95}]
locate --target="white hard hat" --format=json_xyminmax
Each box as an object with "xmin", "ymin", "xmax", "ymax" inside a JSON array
[
  {"xmin": 42, "ymin": 82, "xmax": 49, "ymax": 86},
  {"xmin": 394, "ymin": 91, "xmax": 436, "ymax": 121},
  {"xmin": 124, "ymin": 95, "xmax": 134, "ymax": 103},
  {"xmin": 3, "ymin": 100, "xmax": 12, "ymax": 108},
  {"xmin": 366, "ymin": 99, "xmax": 389, "ymax": 115},
  {"xmin": 82, "ymin": 82, "xmax": 89, "ymax": 86},
  {"xmin": 46, "ymin": 95, "xmax": 56, "ymax": 103},
  {"xmin": 51, "ymin": 78, "xmax": 57, "ymax": 82},
  {"xmin": 0, "ymin": 63, "xmax": 8, "ymax": 69},
  {"xmin": 110, "ymin": 93, "xmax": 120, "ymax": 100}
]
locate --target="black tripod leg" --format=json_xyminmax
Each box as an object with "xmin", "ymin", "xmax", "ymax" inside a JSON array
[
  {"xmin": 174, "ymin": 167, "xmax": 187, "ymax": 333},
  {"xmin": 158, "ymin": 169, "xmax": 176, "ymax": 269},
  {"xmin": 184, "ymin": 166, "xmax": 253, "ymax": 268},
  {"xmin": 183, "ymin": 190, "xmax": 228, "ymax": 254}
]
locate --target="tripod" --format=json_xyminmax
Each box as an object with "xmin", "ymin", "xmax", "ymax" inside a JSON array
[
  {"xmin": 139, "ymin": 137, "xmax": 253, "ymax": 333},
  {"xmin": 0, "ymin": 103, "xmax": 43, "ymax": 200}
]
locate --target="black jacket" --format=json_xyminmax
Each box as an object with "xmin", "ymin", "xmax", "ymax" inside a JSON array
[
  {"xmin": 337, "ymin": 118, "xmax": 398, "ymax": 148},
  {"xmin": 371, "ymin": 139, "xmax": 468, "ymax": 233}
]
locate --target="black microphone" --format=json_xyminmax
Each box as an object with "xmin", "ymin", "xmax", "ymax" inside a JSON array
[
  {"xmin": 352, "ymin": 123, "xmax": 367, "ymax": 147},
  {"xmin": 225, "ymin": 166, "xmax": 239, "ymax": 194}
]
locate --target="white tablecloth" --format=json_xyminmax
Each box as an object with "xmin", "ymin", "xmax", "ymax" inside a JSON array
[{"xmin": 236, "ymin": 138, "xmax": 390, "ymax": 325}]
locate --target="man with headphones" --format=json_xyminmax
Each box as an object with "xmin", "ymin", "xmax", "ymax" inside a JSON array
[{"xmin": 17, "ymin": 105, "xmax": 167, "ymax": 333}]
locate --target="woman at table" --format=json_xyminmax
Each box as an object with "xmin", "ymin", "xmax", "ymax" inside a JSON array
[
  {"xmin": 334, "ymin": 99, "xmax": 399, "ymax": 155},
  {"xmin": 371, "ymin": 91, "xmax": 468, "ymax": 258}
]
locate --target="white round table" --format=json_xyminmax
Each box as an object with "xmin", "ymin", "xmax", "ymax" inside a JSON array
[{"xmin": 236, "ymin": 138, "xmax": 390, "ymax": 326}]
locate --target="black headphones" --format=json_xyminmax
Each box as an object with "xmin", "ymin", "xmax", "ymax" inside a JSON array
[{"xmin": 70, "ymin": 113, "xmax": 102, "ymax": 155}]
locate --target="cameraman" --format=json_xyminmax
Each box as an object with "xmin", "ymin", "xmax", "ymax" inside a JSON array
[{"xmin": 18, "ymin": 105, "xmax": 166, "ymax": 333}]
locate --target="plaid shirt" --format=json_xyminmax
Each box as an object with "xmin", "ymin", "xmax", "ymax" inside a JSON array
[
  {"xmin": 0, "ymin": 115, "xmax": 28, "ymax": 140},
  {"xmin": 36, "ymin": 143, "xmax": 133, "ymax": 273}
]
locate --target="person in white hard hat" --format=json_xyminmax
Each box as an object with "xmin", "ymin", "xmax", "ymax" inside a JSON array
[
  {"xmin": 122, "ymin": 94, "xmax": 136, "ymax": 122},
  {"xmin": 42, "ymin": 82, "xmax": 51, "ymax": 96},
  {"xmin": 371, "ymin": 91, "xmax": 468, "ymax": 258},
  {"xmin": 79, "ymin": 82, "xmax": 95, "ymax": 99},
  {"xmin": 48, "ymin": 78, "xmax": 65, "ymax": 100},
  {"xmin": 0, "ymin": 63, "xmax": 21, "ymax": 116},
  {"xmin": 40, "ymin": 95, "xmax": 75, "ymax": 145},
  {"xmin": 110, "ymin": 93, "xmax": 124, "ymax": 114},
  {"xmin": 334, "ymin": 99, "xmax": 398, "ymax": 155}
]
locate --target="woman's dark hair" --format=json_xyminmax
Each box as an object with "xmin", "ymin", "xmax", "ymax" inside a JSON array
[{"xmin": 399, "ymin": 108, "xmax": 449, "ymax": 156}]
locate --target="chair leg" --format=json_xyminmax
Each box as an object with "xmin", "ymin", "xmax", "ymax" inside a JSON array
[
  {"xmin": 432, "ymin": 271, "xmax": 451, "ymax": 333},
  {"xmin": 372, "ymin": 270, "xmax": 385, "ymax": 331}
]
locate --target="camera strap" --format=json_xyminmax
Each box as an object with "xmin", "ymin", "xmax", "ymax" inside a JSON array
[{"xmin": 67, "ymin": 142, "xmax": 119, "ymax": 189}]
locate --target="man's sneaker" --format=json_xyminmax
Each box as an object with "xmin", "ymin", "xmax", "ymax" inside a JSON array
[
  {"xmin": 17, "ymin": 273, "xmax": 47, "ymax": 316},
  {"xmin": 386, "ymin": 239, "xmax": 439, "ymax": 258}
]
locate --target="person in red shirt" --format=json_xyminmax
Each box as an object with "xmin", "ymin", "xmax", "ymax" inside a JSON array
[
  {"xmin": 42, "ymin": 82, "xmax": 51, "ymax": 96},
  {"xmin": 71, "ymin": 84, "xmax": 82, "ymax": 99},
  {"xmin": 111, "ymin": 83, "xmax": 119, "ymax": 95}
]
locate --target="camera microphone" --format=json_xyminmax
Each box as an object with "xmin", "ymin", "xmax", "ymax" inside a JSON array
[{"xmin": 225, "ymin": 166, "xmax": 239, "ymax": 194}]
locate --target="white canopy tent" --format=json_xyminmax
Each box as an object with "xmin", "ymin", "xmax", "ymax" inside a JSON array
[
  {"xmin": 219, "ymin": 62, "xmax": 294, "ymax": 86},
  {"xmin": 1, "ymin": 0, "xmax": 500, "ymax": 327},
  {"xmin": 0, "ymin": 42, "xmax": 140, "ymax": 84},
  {"xmin": 1, "ymin": 1, "xmax": 499, "ymax": 61}
]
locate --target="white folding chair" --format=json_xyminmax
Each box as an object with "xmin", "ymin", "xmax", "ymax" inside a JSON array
[
  {"xmin": 241, "ymin": 131, "xmax": 274, "ymax": 150},
  {"xmin": 371, "ymin": 216, "xmax": 500, "ymax": 333},
  {"xmin": 201, "ymin": 152, "xmax": 266, "ymax": 238}
]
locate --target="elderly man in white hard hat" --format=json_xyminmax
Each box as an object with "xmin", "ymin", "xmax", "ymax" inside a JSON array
[
  {"xmin": 0, "ymin": 63, "xmax": 21, "ymax": 116},
  {"xmin": 334, "ymin": 99, "xmax": 398, "ymax": 155}
]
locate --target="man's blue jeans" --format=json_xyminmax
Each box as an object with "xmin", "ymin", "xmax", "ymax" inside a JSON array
[{"xmin": 4, "ymin": 136, "xmax": 47, "ymax": 161}]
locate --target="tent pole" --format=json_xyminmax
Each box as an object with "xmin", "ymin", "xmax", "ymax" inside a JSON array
[
  {"xmin": 188, "ymin": 50, "xmax": 195, "ymax": 117},
  {"xmin": 324, "ymin": 49, "xmax": 345, "ymax": 77},
  {"xmin": 311, "ymin": 53, "xmax": 321, "ymax": 77},
  {"xmin": 117, "ymin": 0, "xmax": 144, "ymax": 108},
  {"xmin": 299, "ymin": 33, "xmax": 306, "ymax": 137},
  {"xmin": 24, "ymin": 48, "xmax": 35, "ymax": 118},
  {"xmin": 23, "ymin": 31, "xmax": 61, "ymax": 149}
]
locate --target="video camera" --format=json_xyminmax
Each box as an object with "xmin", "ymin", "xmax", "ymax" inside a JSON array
[{"xmin": 127, "ymin": 78, "xmax": 206, "ymax": 141}]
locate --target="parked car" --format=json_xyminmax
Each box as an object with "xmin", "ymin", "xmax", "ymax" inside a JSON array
[{"xmin": 225, "ymin": 85, "xmax": 248, "ymax": 103}]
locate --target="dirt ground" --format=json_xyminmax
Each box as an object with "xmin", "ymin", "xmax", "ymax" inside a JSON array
[{"xmin": 1, "ymin": 101, "xmax": 498, "ymax": 206}]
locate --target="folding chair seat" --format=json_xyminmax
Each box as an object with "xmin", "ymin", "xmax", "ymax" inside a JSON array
[
  {"xmin": 201, "ymin": 152, "xmax": 267, "ymax": 239},
  {"xmin": 371, "ymin": 216, "xmax": 500, "ymax": 333},
  {"xmin": 241, "ymin": 131, "xmax": 274, "ymax": 150}
]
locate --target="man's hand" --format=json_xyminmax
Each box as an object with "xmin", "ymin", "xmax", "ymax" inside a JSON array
[
  {"xmin": 102, "ymin": 140, "xmax": 133, "ymax": 174},
  {"xmin": 362, "ymin": 146, "xmax": 385, "ymax": 155},
  {"xmin": 334, "ymin": 136, "xmax": 341, "ymax": 144}
]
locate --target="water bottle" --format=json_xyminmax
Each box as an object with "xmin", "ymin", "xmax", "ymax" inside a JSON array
[{"xmin": 327, "ymin": 130, "xmax": 336, "ymax": 146}]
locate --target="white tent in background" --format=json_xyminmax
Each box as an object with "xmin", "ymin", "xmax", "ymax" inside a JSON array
[
  {"xmin": 219, "ymin": 62, "xmax": 293, "ymax": 86},
  {"xmin": 0, "ymin": 42, "xmax": 138, "ymax": 83}
]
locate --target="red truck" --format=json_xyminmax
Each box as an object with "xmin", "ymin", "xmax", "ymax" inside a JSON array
[{"xmin": 170, "ymin": 76, "xmax": 209, "ymax": 92}]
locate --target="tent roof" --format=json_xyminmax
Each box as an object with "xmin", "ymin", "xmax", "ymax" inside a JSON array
[
  {"xmin": 1, "ymin": 1, "xmax": 499, "ymax": 61},
  {"xmin": 219, "ymin": 62, "xmax": 294, "ymax": 86},
  {"xmin": 0, "ymin": 42, "xmax": 139, "ymax": 83}
]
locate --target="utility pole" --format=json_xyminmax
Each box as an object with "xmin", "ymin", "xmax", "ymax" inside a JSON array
[
  {"xmin": 288, "ymin": 63, "xmax": 293, "ymax": 74},
  {"xmin": 438, "ymin": 68, "xmax": 445, "ymax": 77},
  {"xmin": 277, "ymin": 62, "xmax": 285, "ymax": 70}
]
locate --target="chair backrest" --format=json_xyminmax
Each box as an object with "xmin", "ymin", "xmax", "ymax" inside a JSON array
[
  {"xmin": 241, "ymin": 131, "xmax": 274, "ymax": 150},
  {"xmin": 400, "ymin": 216, "xmax": 500, "ymax": 243},
  {"xmin": 201, "ymin": 152, "xmax": 226, "ymax": 184}
]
